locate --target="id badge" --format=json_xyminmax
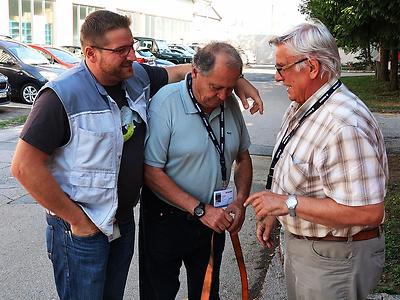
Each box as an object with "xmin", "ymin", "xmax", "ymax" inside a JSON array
[{"xmin": 213, "ymin": 187, "xmax": 234, "ymax": 208}]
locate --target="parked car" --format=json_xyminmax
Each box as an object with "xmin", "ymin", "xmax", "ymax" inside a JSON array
[
  {"xmin": 0, "ymin": 37, "xmax": 66, "ymax": 104},
  {"xmin": 155, "ymin": 58, "xmax": 176, "ymax": 67},
  {"xmin": 169, "ymin": 44, "xmax": 196, "ymax": 55},
  {"xmin": 60, "ymin": 45, "xmax": 83, "ymax": 57},
  {"xmin": 135, "ymin": 37, "xmax": 190, "ymax": 64},
  {"xmin": 135, "ymin": 47, "xmax": 156, "ymax": 66},
  {"xmin": 0, "ymin": 73, "xmax": 11, "ymax": 105},
  {"xmin": 170, "ymin": 48, "xmax": 193, "ymax": 63},
  {"xmin": 29, "ymin": 44, "xmax": 81, "ymax": 68}
]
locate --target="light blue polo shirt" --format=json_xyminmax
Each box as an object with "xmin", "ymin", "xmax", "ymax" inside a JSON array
[{"xmin": 144, "ymin": 76, "xmax": 251, "ymax": 205}]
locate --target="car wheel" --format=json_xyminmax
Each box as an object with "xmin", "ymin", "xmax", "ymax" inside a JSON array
[{"xmin": 20, "ymin": 83, "xmax": 39, "ymax": 104}]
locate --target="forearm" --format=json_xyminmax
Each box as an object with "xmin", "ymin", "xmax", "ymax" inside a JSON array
[
  {"xmin": 278, "ymin": 194, "xmax": 384, "ymax": 227},
  {"xmin": 165, "ymin": 63, "xmax": 191, "ymax": 83},
  {"xmin": 233, "ymin": 151, "xmax": 252, "ymax": 203},
  {"xmin": 144, "ymin": 164, "xmax": 198, "ymax": 214}
]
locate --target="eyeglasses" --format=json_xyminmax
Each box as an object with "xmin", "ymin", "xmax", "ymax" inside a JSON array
[
  {"xmin": 275, "ymin": 58, "xmax": 308, "ymax": 77},
  {"xmin": 91, "ymin": 39, "xmax": 140, "ymax": 57}
]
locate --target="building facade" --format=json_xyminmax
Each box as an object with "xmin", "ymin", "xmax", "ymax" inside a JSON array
[{"xmin": 0, "ymin": 0, "xmax": 196, "ymax": 46}]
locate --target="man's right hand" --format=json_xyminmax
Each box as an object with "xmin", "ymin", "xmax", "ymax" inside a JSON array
[
  {"xmin": 256, "ymin": 216, "xmax": 276, "ymax": 248},
  {"xmin": 70, "ymin": 213, "xmax": 99, "ymax": 237},
  {"xmin": 200, "ymin": 205, "xmax": 233, "ymax": 233}
]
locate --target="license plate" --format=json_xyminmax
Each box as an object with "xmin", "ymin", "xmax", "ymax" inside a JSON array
[{"xmin": 0, "ymin": 92, "xmax": 7, "ymax": 98}]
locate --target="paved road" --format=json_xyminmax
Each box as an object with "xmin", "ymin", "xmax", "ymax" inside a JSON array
[{"xmin": 0, "ymin": 67, "xmax": 399, "ymax": 299}]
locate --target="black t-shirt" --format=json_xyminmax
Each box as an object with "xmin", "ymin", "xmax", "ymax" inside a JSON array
[{"xmin": 21, "ymin": 63, "xmax": 168, "ymax": 224}]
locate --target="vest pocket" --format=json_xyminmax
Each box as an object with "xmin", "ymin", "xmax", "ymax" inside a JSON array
[
  {"xmin": 70, "ymin": 171, "xmax": 116, "ymax": 204},
  {"xmin": 75, "ymin": 127, "xmax": 115, "ymax": 171}
]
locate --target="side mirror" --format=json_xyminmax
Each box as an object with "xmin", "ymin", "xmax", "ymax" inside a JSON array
[{"xmin": 6, "ymin": 59, "xmax": 16, "ymax": 65}]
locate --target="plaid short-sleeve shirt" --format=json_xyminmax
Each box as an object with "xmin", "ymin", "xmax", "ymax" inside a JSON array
[{"xmin": 272, "ymin": 78, "xmax": 388, "ymax": 237}]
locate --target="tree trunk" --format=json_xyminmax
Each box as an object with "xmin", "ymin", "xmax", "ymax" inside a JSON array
[
  {"xmin": 376, "ymin": 46, "xmax": 389, "ymax": 81},
  {"xmin": 389, "ymin": 48, "xmax": 399, "ymax": 91}
]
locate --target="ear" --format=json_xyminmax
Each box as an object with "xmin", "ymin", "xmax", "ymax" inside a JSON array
[
  {"xmin": 84, "ymin": 46, "xmax": 97, "ymax": 63},
  {"xmin": 191, "ymin": 67, "xmax": 199, "ymax": 79},
  {"xmin": 308, "ymin": 58, "xmax": 320, "ymax": 79}
]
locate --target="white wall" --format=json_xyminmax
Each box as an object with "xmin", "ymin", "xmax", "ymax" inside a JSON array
[
  {"xmin": 53, "ymin": 0, "xmax": 74, "ymax": 46},
  {"xmin": 0, "ymin": 0, "xmax": 10, "ymax": 36}
]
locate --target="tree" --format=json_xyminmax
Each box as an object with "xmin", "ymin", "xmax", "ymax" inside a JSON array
[{"xmin": 300, "ymin": 0, "xmax": 400, "ymax": 91}]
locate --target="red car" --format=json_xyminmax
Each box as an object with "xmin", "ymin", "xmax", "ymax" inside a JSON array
[{"xmin": 29, "ymin": 44, "xmax": 81, "ymax": 68}]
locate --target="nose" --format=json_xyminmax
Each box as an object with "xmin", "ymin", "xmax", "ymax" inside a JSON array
[
  {"xmin": 127, "ymin": 48, "xmax": 137, "ymax": 61},
  {"xmin": 275, "ymin": 71, "xmax": 283, "ymax": 82},
  {"xmin": 217, "ymin": 89, "xmax": 232, "ymax": 101}
]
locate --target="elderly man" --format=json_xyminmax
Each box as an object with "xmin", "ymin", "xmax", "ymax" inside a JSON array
[
  {"xmin": 11, "ymin": 10, "xmax": 263, "ymax": 300},
  {"xmin": 245, "ymin": 20, "xmax": 388, "ymax": 300},
  {"xmin": 140, "ymin": 42, "xmax": 252, "ymax": 299}
]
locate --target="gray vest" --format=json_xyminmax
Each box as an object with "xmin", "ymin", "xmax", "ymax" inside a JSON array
[{"xmin": 40, "ymin": 61, "xmax": 150, "ymax": 240}]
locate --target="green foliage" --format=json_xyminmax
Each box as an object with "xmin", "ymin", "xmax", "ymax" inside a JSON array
[
  {"xmin": 0, "ymin": 115, "xmax": 28, "ymax": 129},
  {"xmin": 375, "ymin": 183, "xmax": 400, "ymax": 294},
  {"xmin": 341, "ymin": 76, "xmax": 400, "ymax": 112},
  {"xmin": 299, "ymin": 0, "xmax": 400, "ymax": 50}
]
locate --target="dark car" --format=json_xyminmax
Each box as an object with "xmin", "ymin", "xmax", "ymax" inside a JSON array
[
  {"xmin": 0, "ymin": 37, "xmax": 66, "ymax": 104},
  {"xmin": 135, "ymin": 37, "xmax": 189, "ymax": 64},
  {"xmin": 0, "ymin": 72, "xmax": 11, "ymax": 105}
]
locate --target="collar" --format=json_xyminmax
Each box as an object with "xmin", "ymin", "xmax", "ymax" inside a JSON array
[
  {"xmin": 180, "ymin": 74, "xmax": 222, "ymax": 120},
  {"xmin": 290, "ymin": 77, "xmax": 339, "ymax": 121},
  {"xmin": 81, "ymin": 60, "xmax": 131, "ymax": 98}
]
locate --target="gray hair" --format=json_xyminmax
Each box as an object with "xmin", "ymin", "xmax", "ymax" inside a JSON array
[
  {"xmin": 269, "ymin": 20, "xmax": 341, "ymax": 79},
  {"xmin": 192, "ymin": 42, "xmax": 243, "ymax": 75}
]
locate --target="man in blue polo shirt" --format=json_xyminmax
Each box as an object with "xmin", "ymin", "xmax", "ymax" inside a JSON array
[{"xmin": 140, "ymin": 42, "xmax": 252, "ymax": 299}]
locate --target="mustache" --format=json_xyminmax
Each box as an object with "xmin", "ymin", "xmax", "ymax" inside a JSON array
[{"xmin": 121, "ymin": 61, "xmax": 133, "ymax": 67}]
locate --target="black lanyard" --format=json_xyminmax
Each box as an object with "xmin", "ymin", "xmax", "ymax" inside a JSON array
[
  {"xmin": 186, "ymin": 74, "xmax": 228, "ymax": 187},
  {"xmin": 266, "ymin": 80, "xmax": 342, "ymax": 189}
]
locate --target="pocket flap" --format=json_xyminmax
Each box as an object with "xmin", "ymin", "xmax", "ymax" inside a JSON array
[{"xmin": 70, "ymin": 171, "xmax": 116, "ymax": 188}]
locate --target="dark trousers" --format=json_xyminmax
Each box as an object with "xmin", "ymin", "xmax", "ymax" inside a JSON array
[{"xmin": 139, "ymin": 186, "xmax": 225, "ymax": 300}]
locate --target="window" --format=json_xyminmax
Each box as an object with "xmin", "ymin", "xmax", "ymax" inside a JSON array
[
  {"xmin": 73, "ymin": 4, "xmax": 102, "ymax": 46},
  {"xmin": 8, "ymin": 0, "xmax": 55, "ymax": 44}
]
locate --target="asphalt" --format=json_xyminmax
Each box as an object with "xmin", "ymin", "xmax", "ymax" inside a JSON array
[{"xmin": 1, "ymin": 67, "xmax": 400, "ymax": 298}]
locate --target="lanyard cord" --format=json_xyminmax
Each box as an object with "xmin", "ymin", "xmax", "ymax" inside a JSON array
[
  {"xmin": 266, "ymin": 80, "xmax": 342, "ymax": 189},
  {"xmin": 186, "ymin": 74, "xmax": 227, "ymax": 186}
]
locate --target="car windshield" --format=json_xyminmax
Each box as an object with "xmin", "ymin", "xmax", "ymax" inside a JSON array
[
  {"xmin": 46, "ymin": 47, "xmax": 80, "ymax": 64},
  {"xmin": 9, "ymin": 44, "xmax": 50, "ymax": 65},
  {"xmin": 156, "ymin": 40, "xmax": 172, "ymax": 52}
]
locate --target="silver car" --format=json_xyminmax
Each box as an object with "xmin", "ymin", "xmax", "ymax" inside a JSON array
[{"xmin": 0, "ymin": 72, "xmax": 11, "ymax": 105}]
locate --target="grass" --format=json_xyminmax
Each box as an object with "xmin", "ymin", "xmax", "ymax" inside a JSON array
[
  {"xmin": 376, "ymin": 182, "xmax": 400, "ymax": 294},
  {"xmin": 0, "ymin": 114, "xmax": 28, "ymax": 129},
  {"xmin": 341, "ymin": 76, "xmax": 400, "ymax": 113}
]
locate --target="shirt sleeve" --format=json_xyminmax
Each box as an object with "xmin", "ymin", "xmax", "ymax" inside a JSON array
[
  {"xmin": 318, "ymin": 125, "xmax": 387, "ymax": 206},
  {"xmin": 144, "ymin": 98, "xmax": 171, "ymax": 168},
  {"xmin": 139, "ymin": 63, "xmax": 168, "ymax": 97},
  {"xmin": 20, "ymin": 89, "xmax": 70, "ymax": 155}
]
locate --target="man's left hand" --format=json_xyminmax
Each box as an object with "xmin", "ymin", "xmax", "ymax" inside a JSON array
[
  {"xmin": 234, "ymin": 77, "xmax": 264, "ymax": 114},
  {"xmin": 244, "ymin": 190, "xmax": 288, "ymax": 220},
  {"xmin": 225, "ymin": 199, "xmax": 246, "ymax": 235}
]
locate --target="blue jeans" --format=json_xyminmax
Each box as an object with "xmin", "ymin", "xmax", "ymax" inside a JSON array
[{"xmin": 46, "ymin": 214, "xmax": 135, "ymax": 300}]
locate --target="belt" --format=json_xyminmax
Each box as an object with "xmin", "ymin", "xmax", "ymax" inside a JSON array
[{"xmin": 291, "ymin": 225, "xmax": 383, "ymax": 242}]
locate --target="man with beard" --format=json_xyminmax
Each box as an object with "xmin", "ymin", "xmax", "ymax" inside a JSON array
[{"xmin": 11, "ymin": 10, "xmax": 263, "ymax": 300}]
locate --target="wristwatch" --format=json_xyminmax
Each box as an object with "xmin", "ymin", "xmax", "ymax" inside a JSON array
[
  {"xmin": 193, "ymin": 202, "xmax": 206, "ymax": 219},
  {"xmin": 286, "ymin": 195, "xmax": 298, "ymax": 217}
]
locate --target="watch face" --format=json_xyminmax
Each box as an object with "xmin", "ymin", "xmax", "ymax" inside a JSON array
[
  {"xmin": 287, "ymin": 197, "xmax": 297, "ymax": 208},
  {"xmin": 194, "ymin": 203, "xmax": 205, "ymax": 218}
]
